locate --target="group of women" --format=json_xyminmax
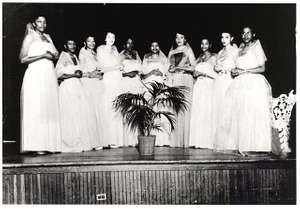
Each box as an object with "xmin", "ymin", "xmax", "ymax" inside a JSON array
[{"xmin": 20, "ymin": 15, "xmax": 275, "ymax": 155}]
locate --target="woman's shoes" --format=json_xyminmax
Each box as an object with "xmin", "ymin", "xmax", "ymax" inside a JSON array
[{"xmin": 109, "ymin": 145, "xmax": 119, "ymax": 149}]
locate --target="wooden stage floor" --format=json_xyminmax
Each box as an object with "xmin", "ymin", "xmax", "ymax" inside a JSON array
[
  {"xmin": 2, "ymin": 147, "xmax": 296, "ymax": 204},
  {"xmin": 2, "ymin": 147, "xmax": 294, "ymax": 167}
]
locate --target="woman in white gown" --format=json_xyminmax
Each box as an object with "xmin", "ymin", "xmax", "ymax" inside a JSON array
[
  {"xmin": 56, "ymin": 39, "xmax": 99, "ymax": 152},
  {"xmin": 211, "ymin": 30, "xmax": 239, "ymax": 144},
  {"xmin": 96, "ymin": 32, "xmax": 124, "ymax": 148},
  {"xmin": 189, "ymin": 38, "xmax": 218, "ymax": 149},
  {"xmin": 141, "ymin": 41, "xmax": 171, "ymax": 146},
  {"xmin": 19, "ymin": 16, "xmax": 61, "ymax": 154},
  {"xmin": 78, "ymin": 35, "xmax": 104, "ymax": 148},
  {"xmin": 215, "ymin": 26, "xmax": 273, "ymax": 155},
  {"xmin": 119, "ymin": 38, "xmax": 143, "ymax": 146},
  {"xmin": 167, "ymin": 32, "xmax": 196, "ymax": 148}
]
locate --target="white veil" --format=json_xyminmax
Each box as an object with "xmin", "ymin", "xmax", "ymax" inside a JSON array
[
  {"xmin": 25, "ymin": 22, "xmax": 35, "ymax": 36},
  {"xmin": 19, "ymin": 22, "xmax": 58, "ymax": 61},
  {"xmin": 141, "ymin": 49, "xmax": 170, "ymax": 75},
  {"xmin": 19, "ymin": 22, "xmax": 39, "ymax": 61}
]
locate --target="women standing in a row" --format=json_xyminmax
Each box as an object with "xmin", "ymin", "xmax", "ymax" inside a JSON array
[
  {"xmin": 97, "ymin": 32, "xmax": 124, "ymax": 148},
  {"xmin": 215, "ymin": 26, "xmax": 273, "ymax": 155},
  {"xmin": 189, "ymin": 38, "xmax": 218, "ymax": 149},
  {"xmin": 141, "ymin": 41, "xmax": 171, "ymax": 146},
  {"xmin": 211, "ymin": 30, "xmax": 239, "ymax": 143},
  {"xmin": 56, "ymin": 38, "xmax": 99, "ymax": 152},
  {"xmin": 168, "ymin": 32, "xmax": 196, "ymax": 148},
  {"xmin": 120, "ymin": 38, "xmax": 143, "ymax": 146},
  {"xmin": 19, "ymin": 15, "xmax": 61, "ymax": 154}
]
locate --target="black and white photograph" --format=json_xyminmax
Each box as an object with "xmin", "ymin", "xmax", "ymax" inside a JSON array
[{"xmin": 1, "ymin": 1, "xmax": 297, "ymax": 205}]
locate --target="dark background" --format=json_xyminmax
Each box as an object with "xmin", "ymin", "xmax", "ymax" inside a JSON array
[{"xmin": 2, "ymin": 3, "xmax": 296, "ymax": 155}]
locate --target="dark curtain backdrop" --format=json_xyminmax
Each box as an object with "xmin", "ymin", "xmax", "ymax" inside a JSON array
[{"xmin": 2, "ymin": 3, "xmax": 296, "ymax": 153}]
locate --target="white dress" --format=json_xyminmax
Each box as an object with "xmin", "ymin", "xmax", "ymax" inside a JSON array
[
  {"xmin": 120, "ymin": 50, "xmax": 143, "ymax": 94},
  {"xmin": 167, "ymin": 45, "xmax": 196, "ymax": 148},
  {"xmin": 21, "ymin": 41, "xmax": 61, "ymax": 152},
  {"xmin": 211, "ymin": 45, "xmax": 239, "ymax": 143},
  {"xmin": 141, "ymin": 53, "xmax": 170, "ymax": 146},
  {"xmin": 56, "ymin": 52, "xmax": 99, "ymax": 152},
  {"xmin": 78, "ymin": 47, "xmax": 105, "ymax": 147},
  {"xmin": 215, "ymin": 40, "xmax": 272, "ymax": 152},
  {"xmin": 189, "ymin": 56, "xmax": 218, "ymax": 149},
  {"xmin": 97, "ymin": 45, "xmax": 124, "ymax": 147},
  {"xmin": 120, "ymin": 50, "xmax": 143, "ymax": 146}
]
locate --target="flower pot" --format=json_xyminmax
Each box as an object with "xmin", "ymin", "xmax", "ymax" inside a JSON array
[{"xmin": 137, "ymin": 135, "xmax": 156, "ymax": 155}]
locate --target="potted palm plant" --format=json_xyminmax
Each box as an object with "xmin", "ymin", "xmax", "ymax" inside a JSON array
[{"xmin": 113, "ymin": 81, "xmax": 188, "ymax": 155}]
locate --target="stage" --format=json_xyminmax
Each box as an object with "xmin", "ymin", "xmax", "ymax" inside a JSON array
[{"xmin": 2, "ymin": 147, "xmax": 296, "ymax": 204}]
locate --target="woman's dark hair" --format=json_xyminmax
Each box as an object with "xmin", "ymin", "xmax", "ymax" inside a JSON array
[
  {"xmin": 220, "ymin": 29, "xmax": 234, "ymax": 37},
  {"xmin": 243, "ymin": 25, "xmax": 255, "ymax": 33},
  {"xmin": 123, "ymin": 38, "xmax": 134, "ymax": 48},
  {"xmin": 201, "ymin": 37, "xmax": 211, "ymax": 45},
  {"xmin": 150, "ymin": 41, "xmax": 159, "ymax": 46},
  {"xmin": 64, "ymin": 38, "xmax": 76, "ymax": 46},
  {"xmin": 84, "ymin": 35, "xmax": 96, "ymax": 50},
  {"xmin": 124, "ymin": 37, "xmax": 133, "ymax": 44},
  {"xmin": 198, "ymin": 38, "xmax": 214, "ymax": 57},
  {"xmin": 172, "ymin": 32, "xmax": 187, "ymax": 49},
  {"xmin": 149, "ymin": 41, "xmax": 160, "ymax": 51},
  {"xmin": 85, "ymin": 35, "xmax": 95, "ymax": 42},
  {"xmin": 30, "ymin": 13, "xmax": 47, "ymax": 24},
  {"xmin": 242, "ymin": 26, "xmax": 258, "ymax": 41}
]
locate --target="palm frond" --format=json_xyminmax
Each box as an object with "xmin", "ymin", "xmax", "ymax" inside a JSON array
[
  {"xmin": 153, "ymin": 84, "xmax": 190, "ymax": 114},
  {"xmin": 151, "ymin": 124, "xmax": 163, "ymax": 133},
  {"xmin": 153, "ymin": 111, "xmax": 176, "ymax": 132},
  {"xmin": 124, "ymin": 105, "xmax": 156, "ymax": 136},
  {"xmin": 112, "ymin": 81, "xmax": 189, "ymax": 137},
  {"xmin": 113, "ymin": 92, "xmax": 148, "ymax": 115},
  {"xmin": 147, "ymin": 81, "xmax": 165, "ymax": 101},
  {"xmin": 162, "ymin": 85, "xmax": 189, "ymax": 99}
]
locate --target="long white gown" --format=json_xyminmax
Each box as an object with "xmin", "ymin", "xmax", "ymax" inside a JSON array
[
  {"xmin": 120, "ymin": 50, "xmax": 143, "ymax": 146},
  {"xmin": 21, "ymin": 38, "xmax": 61, "ymax": 153},
  {"xmin": 167, "ymin": 44, "xmax": 196, "ymax": 148},
  {"xmin": 215, "ymin": 40, "xmax": 272, "ymax": 152},
  {"xmin": 211, "ymin": 45, "xmax": 239, "ymax": 143},
  {"xmin": 78, "ymin": 47, "xmax": 105, "ymax": 147},
  {"xmin": 56, "ymin": 51, "xmax": 99, "ymax": 152},
  {"xmin": 141, "ymin": 52, "xmax": 171, "ymax": 146},
  {"xmin": 189, "ymin": 55, "xmax": 218, "ymax": 149},
  {"xmin": 97, "ymin": 45, "xmax": 124, "ymax": 147}
]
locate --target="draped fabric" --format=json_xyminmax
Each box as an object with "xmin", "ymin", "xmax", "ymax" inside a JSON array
[
  {"xmin": 168, "ymin": 43, "xmax": 196, "ymax": 68},
  {"xmin": 19, "ymin": 23, "xmax": 58, "ymax": 63},
  {"xmin": 141, "ymin": 51, "xmax": 171, "ymax": 146},
  {"xmin": 78, "ymin": 47, "xmax": 98, "ymax": 73},
  {"xmin": 141, "ymin": 50, "xmax": 170, "ymax": 84},
  {"xmin": 96, "ymin": 45, "xmax": 124, "ymax": 147},
  {"xmin": 119, "ymin": 49, "xmax": 143, "ymax": 93},
  {"xmin": 211, "ymin": 45, "xmax": 239, "ymax": 145},
  {"xmin": 167, "ymin": 44, "xmax": 196, "ymax": 148},
  {"xmin": 189, "ymin": 55, "xmax": 218, "ymax": 149},
  {"xmin": 78, "ymin": 47, "xmax": 105, "ymax": 147},
  {"xmin": 56, "ymin": 51, "xmax": 99, "ymax": 152},
  {"xmin": 20, "ymin": 26, "xmax": 61, "ymax": 152},
  {"xmin": 214, "ymin": 40, "xmax": 273, "ymax": 153}
]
